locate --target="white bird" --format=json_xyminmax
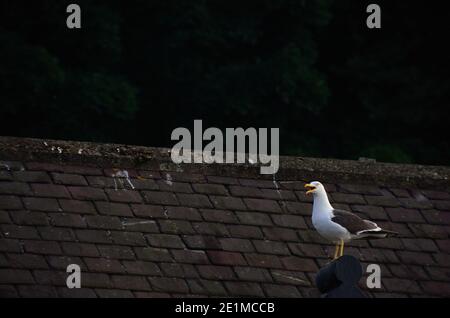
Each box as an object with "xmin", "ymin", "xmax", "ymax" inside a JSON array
[{"xmin": 305, "ymin": 181, "xmax": 397, "ymax": 259}]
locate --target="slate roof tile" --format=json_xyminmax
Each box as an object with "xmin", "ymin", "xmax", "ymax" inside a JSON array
[{"xmin": 1, "ymin": 136, "xmax": 449, "ymax": 297}]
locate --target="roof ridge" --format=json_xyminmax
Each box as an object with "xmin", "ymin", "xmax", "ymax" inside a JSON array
[{"xmin": 1, "ymin": 136, "xmax": 449, "ymax": 190}]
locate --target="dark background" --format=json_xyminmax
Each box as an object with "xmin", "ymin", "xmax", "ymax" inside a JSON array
[{"xmin": 0, "ymin": 0, "xmax": 448, "ymax": 165}]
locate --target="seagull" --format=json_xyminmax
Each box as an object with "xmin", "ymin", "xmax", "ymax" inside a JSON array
[{"xmin": 304, "ymin": 181, "xmax": 397, "ymax": 259}]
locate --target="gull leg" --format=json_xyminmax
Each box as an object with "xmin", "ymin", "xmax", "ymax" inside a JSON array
[
  {"xmin": 339, "ymin": 239, "xmax": 345, "ymax": 257},
  {"xmin": 333, "ymin": 243, "xmax": 339, "ymax": 259}
]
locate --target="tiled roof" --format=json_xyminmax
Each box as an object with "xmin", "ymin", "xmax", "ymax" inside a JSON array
[{"xmin": 0, "ymin": 136, "xmax": 449, "ymax": 298}]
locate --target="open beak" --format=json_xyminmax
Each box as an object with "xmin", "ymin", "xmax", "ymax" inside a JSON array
[{"xmin": 304, "ymin": 183, "xmax": 316, "ymax": 195}]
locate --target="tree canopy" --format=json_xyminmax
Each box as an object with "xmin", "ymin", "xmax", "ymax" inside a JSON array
[{"xmin": 0, "ymin": 0, "xmax": 448, "ymax": 165}]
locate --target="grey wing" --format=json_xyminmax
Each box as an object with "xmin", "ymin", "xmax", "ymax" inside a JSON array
[{"xmin": 331, "ymin": 209, "xmax": 379, "ymax": 235}]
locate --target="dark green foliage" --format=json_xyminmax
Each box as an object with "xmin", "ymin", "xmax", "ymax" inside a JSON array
[{"xmin": 0, "ymin": 0, "xmax": 448, "ymax": 165}]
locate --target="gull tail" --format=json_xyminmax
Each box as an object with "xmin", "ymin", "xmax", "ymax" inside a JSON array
[
  {"xmin": 377, "ymin": 229, "xmax": 399, "ymax": 237},
  {"xmin": 374, "ymin": 229, "xmax": 400, "ymax": 238},
  {"xmin": 362, "ymin": 228, "xmax": 399, "ymax": 239}
]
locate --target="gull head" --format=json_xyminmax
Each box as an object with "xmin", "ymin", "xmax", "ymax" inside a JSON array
[{"xmin": 304, "ymin": 181, "xmax": 326, "ymax": 196}]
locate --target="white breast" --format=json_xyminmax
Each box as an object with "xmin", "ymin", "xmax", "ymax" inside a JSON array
[
  {"xmin": 313, "ymin": 216, "xmax": 351, "ymax": 243},
  {"xmin": 310, "ymin": 184, "xmax": 353, "ymax": 243}
]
